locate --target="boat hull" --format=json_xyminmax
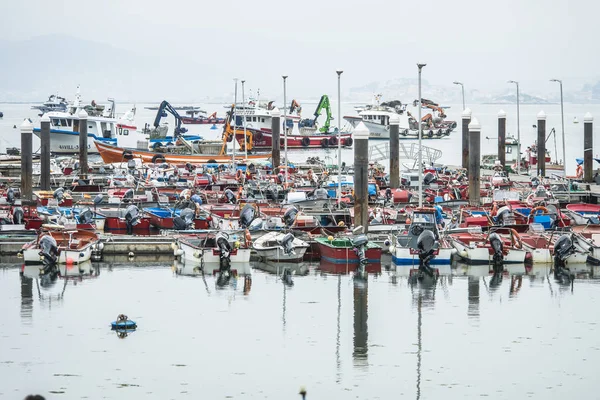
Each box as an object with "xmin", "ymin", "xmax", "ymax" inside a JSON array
[
  {"xmin": 236, "ymin": 129, "xmax": 353, "ymax": 150},
  {"xmin": 316, "ymin": 242, "xmax": 381, "ymax": 274},
  {"xmin": 391, "ymin": 247, "xmax": 454, "ymax": 266},
  {"xmin": 176, "ymin": 240, "xmax": 251, "ymax": 265},
  {"xmin": 94, "ymin": 141, "xmax": 269, "ymax": 164}
]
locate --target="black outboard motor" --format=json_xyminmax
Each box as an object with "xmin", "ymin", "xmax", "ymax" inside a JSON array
[
  {"xmin": 423, "ymin": 172, "xmax": 436, "ymax": 185},
  {"xmin": 39, "ymin": 235, "xmax": 59, "ymax": 275},
  {"xmin": 239, "ymin": 204, "xmax": 257, "ymax": 229},
  {"xmin": 223, "ymin": 188, "xmax": 236, "ymax": 204},
  {"xmin": 280, "ymin": 232, "xmax": 296, "ymax": 255},
  {"xmin": 385, "ymin": 187, "xmax": 392, "ymax": 202},
  {"xmin": 495, "ymin": 206, "xmax": 512, "ymax": 226},
  {"xmin": 78, "ymin": 207, "xmax": 94, "ymax": 225},
  {"xmin": 267, "ymin": 184, "xmax": 279, "ymax": 201},
  {"xmin": 350, "ymin": 231, "xmax": 370, "ymax": 279},
  {"xmin": 216, "ymin": 233, "xmax": 232, "ymax": 273},
  {"xmin": 6, "ymin": 187, "xmax": 15, "ymax": 205},
  {"xmin": 283, "ymin": 206, "xmax": 298, "ymax": 227},
  {"xmin": 488, "ymin": 232, "xmax": 504, "ymax": 273},
  {"xmin": 53, "ymin": 187, "xmax": 65, "ymax": 203},
  {"xmin": 124, "ymin": 205, "xmax": 140, "ymax": 234},
  {"xmin": 173, "ymin": 208, "xmax": 195, "ymax": 230},
  {"xmin": 553, "ymin": 235, "xmax": 575, "ymax": 281},
  {"xmin": 416, "ymin": 229, "xmax": 437, "ymax": 278},
  {"xmin": 12, "ymin": 206, "xmax": 24, "ymax": 224},
  {"xmin": 277, "ymin": 173, "xmax": 284, "ymax": 184},
  {"xmin": 122, "ymin": 188, "xmax": 134, "ymax": 203}
]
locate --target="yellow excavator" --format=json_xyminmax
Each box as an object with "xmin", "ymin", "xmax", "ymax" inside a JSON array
[{"xmin": 219, "ymin": 105, "xmax": 254, "ymax": 155}]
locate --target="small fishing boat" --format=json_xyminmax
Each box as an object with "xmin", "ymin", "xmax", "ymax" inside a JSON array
[
  {"xmin": 20, "ymin": 227, "xmax": 101, "ymax": 265},
  {"xmin": 144, "ymin": 207, "xmax": 211, "ymax": 230},
  {"xmin": 389, "ymin": 207, "xmax": 455, "ymax": 266},
  {"xmin": 566, "ymin": 203, "xmax": 600, "ymax": 217},
  {"xmin": 315, "ymin": 234, "xmax": 382, "ymax": 274},
  {"xmin": 95, "ymin": 140, "xmax": 268, "ymax": 164},
  {"xmin": 448, "ymin": 227, "xmax": 530, "ymax": 265},
  {"xmin": 34, "ymin": 189, "xmax": 73, "ymax": 207},
  {"xmin": 172, "ymin": 231, "xmax": 252, "ymax": 268},
  {"xmin": 252, "ymin": 231, "xmax": 309, "ymax": 262}
]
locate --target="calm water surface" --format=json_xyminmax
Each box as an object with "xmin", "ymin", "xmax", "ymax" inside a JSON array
[{"xmin": 1, "ymin": 262, "xmax": 600, "ymax": 399}]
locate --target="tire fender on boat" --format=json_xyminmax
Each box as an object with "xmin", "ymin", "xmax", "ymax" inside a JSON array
[
  {"xmin": 122, "ymin": 150, "xmax": 133, "ymax": 160},
  {"xmin": 254, "ymin": 131, "xmax": 263, "ymax": 141},
  {"xmin": 301, "ymin": 137, "xmax": 310, "ymax": 147},
  {"xmin": 321, "ymin": 138, "xmax": 329, "ymax": 148},
  {"xmin": 329, "ymin": 137, "xmax": 338, "ymax": 146},
  {"xmin": 152, "ymin": 154, "xmax": 166, "ymax": 164},
  {"xmin": 428, "ymin": 130, "xmax": 434, "ymax": 138},
  {"xmin": 343, "ymin": 137, "xmax": 353, "ymax": 147}
]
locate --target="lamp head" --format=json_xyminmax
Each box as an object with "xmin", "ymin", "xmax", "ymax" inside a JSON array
[
  {"xmin": 453, "ymin": 81, "xmax": 462, "ymax": 85},
  {"xmin": 282, "ymin": 75, "xmax": 288, "ymax": 80},
  {"xmin": 417, "ymin": 63, "xmax": 427, "ymax": 69},
  {"xmin": 336, "ymin": 70, "xmax": 343, "ymax": 76}
]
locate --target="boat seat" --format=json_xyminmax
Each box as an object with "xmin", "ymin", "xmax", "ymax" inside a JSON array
[{"xmin": 69, "ymin": 239, "xmax": 81, "ymax": 249}]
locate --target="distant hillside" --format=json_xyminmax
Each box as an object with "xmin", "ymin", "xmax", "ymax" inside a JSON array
[{"xmin": 484, "ymin": 92, "xmax": 553, "ymax": 105}]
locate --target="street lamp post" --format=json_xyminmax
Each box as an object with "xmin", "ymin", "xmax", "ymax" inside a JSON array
[
  {"xmin": 417, "ymin": 63, "xmax": 426, "ymax": 207},
  {"xmin": 233, "ymin": 78, "xmax": 238, "ymax": 173},
  {"xmin": 453, "ymin": 81, "xmax": 465, "ymax": 110},
  {"xmin": 336, "ymin": 70, "xmax": 343, "ymax": 205},
  {"xmin": 508, "ymin": 80, "xmax": 521, "ymax": 175},
  {"xmin": 550, "ymin": 79, "xmax": 566, "ymax": 176},
  {"xmin": 283, "ymin": 75, "xmax": 288, "ymax": 184},
  {"xmin": 242, "ymin": 80, "xmax": 247, "ymax": 161}
]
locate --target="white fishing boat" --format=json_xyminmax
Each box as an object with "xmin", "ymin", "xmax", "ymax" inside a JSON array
[
  {"xmin": 172, "ymin": 231, "xmax": 252, "ymax": 267},
  {"xmin": 20, "ymin": 228, "xmax": 101, "ymax": 265},
  {"xmin": 252, "ymin": 231, "xmax": 309, "ymax": 263},
  {"xmin": 344, "ymin": 95, "xmax": 457, "ymax": 140},
  {"xmin": 33, "ymin": 88, "xmax": 141, "ymax": 154}
]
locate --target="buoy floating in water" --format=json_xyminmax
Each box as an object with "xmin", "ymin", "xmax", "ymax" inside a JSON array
[{"xmin": 111, "ymin": 314, "xmax": 137, "ymax": 330}]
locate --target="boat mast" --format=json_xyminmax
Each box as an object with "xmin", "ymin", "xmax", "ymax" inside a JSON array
[{"xmin": 242, "ymin": 80, "xmax": 247, "ymax": 162}]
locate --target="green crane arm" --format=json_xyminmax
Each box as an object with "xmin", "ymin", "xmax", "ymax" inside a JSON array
[{"xmin": 313, "ymin": 95, "xmax": 333, "ymax": 133}]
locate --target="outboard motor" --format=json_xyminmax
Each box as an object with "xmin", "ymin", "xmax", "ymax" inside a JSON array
[
  {"xmin": 314, "ymin": 188, "xmax": 328, "ymax": 200},
  {"xmin": 127, "ymin": 159, "xmax": 136, "ymax": 172},
  {"xmin": 122, "ymin": 188, "xmax": 134, "ymax": 203},
  {"xmin": 350, "ymin": 228, "xmax": 370, "ymax": 279},
  {"xmin": 173, "ymin": 208, "xmax": 195, "ymax": 230},
  {"xmin": 423, "ymin": 172, "xmax": 436, "ymax": 185},
  {"xmin": 553, "ymin": 235, "xmax": 575, "ymax": 281},
  {"xmin": 488, "ymin": 232, "xmax": 504, "ymax": 273},
  {"xmin": 39, "ymin": 234, "xmax": 59, "ymax": 275},
  {"xmin": 495, "ymin": 206, "xmax": 512, "ymax": 226},
  {"xmin": 267, "ymin": 184, "xmax": 279, "ymax": 201},
  {"xmin": 12, "ymin": 206, "xmax": 24, "ymax": 224},
  {"xmin": 78, "ymin": 207, "xmax": 94, "ymax": 224},
  {"xmin": 385, "ymin": 187, "xmax": 392, "ymax": 202},
  {"xmin": 283, "ymin": 206, "xmax": 299, "ymax": 227},
  {"xmin": 280, "ymin": 232, "xmax": 296, "ymax": 256},
  {"xmin": 223, "ymin": 188, "xmax": 236, "ymax": 204},
  {"xmin": 282, "ymin": 267, "xmax": 294, "ymax": 287},
  {"xmin": 239, "ymin": 204, "xmax": 257, "ymax": 229},
  {"xmin": 277, "ymin": 173, "xmax": 284, "ymax": 184},
  {"xmin": 216, "ymin": 233, "xmax": 232, "ymax": 274},
  {"xmin": 6, "ymin": 187, "xmax": 15, "ymax": 205},
  {"xmin": 416, "ymin": 229, "xmax": 437, "ymax": 278},
  {"xmin": 53, "ymin": 187, "xmax": 65, "ymax": 203},
  {"xmin": 124, "ymin": 205, "xmax": 141, "ymax": 234}
]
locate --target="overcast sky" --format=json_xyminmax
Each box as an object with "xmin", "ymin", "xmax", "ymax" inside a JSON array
[{"xmin": 3, "ymin": 0, "xmax": 599, "ymax": 99}]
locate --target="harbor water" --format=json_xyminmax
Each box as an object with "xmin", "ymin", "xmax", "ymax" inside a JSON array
[
  {"xmin": 2, "ymin": 261, "xmax": 600, "ymax": 399},
  {"xmin": 0, "ymin": 102, "xmax": 599, "ymax": 174}
]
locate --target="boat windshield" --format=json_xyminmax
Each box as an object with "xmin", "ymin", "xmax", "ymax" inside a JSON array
[{"xmin": 412, "ymin": 212, "xmax": 434, "ymax": 224}]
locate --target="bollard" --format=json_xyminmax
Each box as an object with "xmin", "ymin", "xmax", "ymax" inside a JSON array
[
  {"xmin": 20, "ymin": 119, "xmax": 33, "ymax": 201},
  {"xmin": 40, "ymin": 114, "xmax": 51, "ymax": 190},
  {"xmin": 389, "ymin": 115, "xmax": 400, "ymax": 189},
  {"xmin": 584, "ymin": 113, "xmax": 593, "ymax": 183},
  {"xmin": 78, "ymin": 109, "xmax": 89, "ymax": 180},
  {"xmin": 271, "ymin": 108, "xmax": 281, "ymax": 170},
  {"xmin": 462, "ymin": 108, "xmax": 472, "ymax": 170},
  {"xmin": 353, "ymin": 122, "xmax": 370, "ymax": 233},
  {"xmin": 498, "ymin": 110, "xmax": 506, "ymax": 168},
  {"xmin": 537, "ymin": 111, "xmax": 546, "ymax": 177},
  {"xmin": 468, "ymin": 117, "xmax": 481, "ymax": 205}
]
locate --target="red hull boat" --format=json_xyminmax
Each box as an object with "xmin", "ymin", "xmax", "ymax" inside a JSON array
[{"xmin": 235, "ymin": 128, "xmax": 353, "ymax": 150}]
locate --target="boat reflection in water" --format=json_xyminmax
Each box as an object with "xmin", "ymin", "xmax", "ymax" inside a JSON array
[
  {"xmin": 172, "ymin": 260, "xmax": 252, "ymax": 292},
  {"xmin": 353, "ymin": 279, "xmax": 368, "ymax": 369},
  {"xmin": 20, "ymin": 273, "xmax": 33, "ymax": 322}
]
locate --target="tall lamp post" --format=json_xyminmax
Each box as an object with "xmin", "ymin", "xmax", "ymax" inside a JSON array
[
  {"xmin": 241, "ymin": 80, "xmax": 247, "ymax": 161},
  {"xmin": 282, "ymin": 75, "xmax": 288, "ymax": 184},
  {"xmin": 336, "ymin": 70, "xmax": 343, "ymax": 205},
  {"xmin": 453, "ymin": 81, "xmax": 465, "ymax": 110},
  {"xmin": 417, "ymin": 63, "xmax": 426, "ymax": 207},
  {"xmin": 550, "ymin": 79, "xmax": 566, "ymax": 176},
  {"xmin": 508, "ymin": 80, "xmax": 521, "ymax": 175},
  {"xmin": 233, "ymin": 78, "xmax": 238, "ymax": 173}
]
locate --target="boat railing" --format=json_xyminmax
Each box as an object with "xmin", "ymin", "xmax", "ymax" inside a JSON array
[{"xmin": 369, "ymin": 142, "xmax": 443, "ymax": 164}]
